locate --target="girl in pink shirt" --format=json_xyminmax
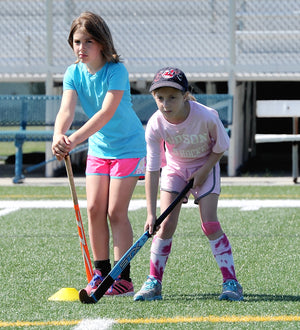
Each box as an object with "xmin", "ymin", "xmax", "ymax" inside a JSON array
[{"xmin": 134, "ymin": 67, "xmax": 243, "ymax": 302}]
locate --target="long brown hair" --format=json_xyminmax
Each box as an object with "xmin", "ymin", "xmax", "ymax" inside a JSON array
[{"xmin": 68, "ymin": 11, "xmax": 120, "ymax": 63}]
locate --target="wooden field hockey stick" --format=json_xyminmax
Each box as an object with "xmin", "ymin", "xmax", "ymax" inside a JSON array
[
  {"xmin": 79, "ymin": 179, "xmax": 194, "ymax": 304},
  {"xmin": 64, "ymin": 155, "xmax": 93, "ymax": 283}
]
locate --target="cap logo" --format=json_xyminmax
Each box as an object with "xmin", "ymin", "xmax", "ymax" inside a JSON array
[{"xmin": 162, "ymin": 69, "xmax": 175, "ymax": 79}]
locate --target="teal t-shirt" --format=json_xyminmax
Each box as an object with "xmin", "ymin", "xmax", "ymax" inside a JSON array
[{"xmin": 63, "ymin": 61, "xmax": 146, "ymax": 159}]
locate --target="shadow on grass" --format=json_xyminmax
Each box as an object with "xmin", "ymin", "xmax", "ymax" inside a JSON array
[
  {"xmin": 243, "ymin": 294, "xmax": 300, "ymax": 302},
  {"xmin": 165, "ymin": 293, "xmax": 300, "ymax": 302}
]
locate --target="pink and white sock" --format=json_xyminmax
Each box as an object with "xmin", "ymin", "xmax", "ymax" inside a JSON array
[
  {"xmin": 210, "ymin": 234, "xmax": 237, "ymax": 282},
  {"xmin": 149, "ymin": 236, "xmax": 172, "ymax": 283}
]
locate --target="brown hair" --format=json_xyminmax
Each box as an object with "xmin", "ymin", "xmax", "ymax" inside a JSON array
[
  {"xmin": 185, "ymin": 92, "xmax": 196, "ymax": 101},
  {"xmin": 68, "ymin": 11, "xmax": 120, "ymax": 63}
]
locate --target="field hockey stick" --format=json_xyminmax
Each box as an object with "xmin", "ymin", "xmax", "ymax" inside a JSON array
[
  {"xmin": 79, "ymin": 179, "xmax": 194, "ymax": 304},
  {"xmin": 64, "ymin": 155, "xmax": 93, "ymax": 283}
]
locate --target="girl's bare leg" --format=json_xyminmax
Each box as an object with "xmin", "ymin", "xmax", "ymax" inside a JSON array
[
  {"xmin": 198, "ymin": 193, "xmax": 223, "ymax": 240},
  {"xmin": 108, "ymin": 177, "xmax": 138, "ymax": 260},
  {"xmin": 86, "ymin": 175, "xmax": 110, "ymax": 261},
  {"xmin": 156, "ymin": 190, "xmax": 182, "ymax": 239}
]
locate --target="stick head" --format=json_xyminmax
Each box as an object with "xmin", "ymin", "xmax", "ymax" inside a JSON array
[{"xmin": 79, "ymin": 289, "xmax": 97, "ymax": 304}]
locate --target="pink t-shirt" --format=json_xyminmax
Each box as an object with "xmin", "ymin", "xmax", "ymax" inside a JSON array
[{"xmin": 145, "ymin": 100, "xmax": 230, "ymax": 172}]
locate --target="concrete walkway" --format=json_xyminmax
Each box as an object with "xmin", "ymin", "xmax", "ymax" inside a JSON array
[{"xmin": 0, "ymin": 176, "xmax": 298, "ymax": 186}]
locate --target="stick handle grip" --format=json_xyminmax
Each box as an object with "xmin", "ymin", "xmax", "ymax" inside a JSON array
[{"xmin": 64, "ymin": 155, "xmax": 78, "ymax": 205}]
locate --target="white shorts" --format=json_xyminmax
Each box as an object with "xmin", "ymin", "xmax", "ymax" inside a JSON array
[{"xmin": 160, "ymin": 163, "xmax": 221, "ymax": 204}]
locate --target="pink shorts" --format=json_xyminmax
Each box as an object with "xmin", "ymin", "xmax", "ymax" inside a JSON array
[
  {"xmin": 160, "ymin": 163, "xmax": 221, "ymax": 204},
  {"xmin": 86, "ymin": 155, "xmax": 146, "ymax": 179}
]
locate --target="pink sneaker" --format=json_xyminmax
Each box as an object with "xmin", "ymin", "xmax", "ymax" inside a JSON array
[
  {"xmin": 84, "ymin": 270, "xmax": 104, "ymax": 296},
  {"xmin": 105, "ymin": 277, "xmax": 134, "ymax": 297}
]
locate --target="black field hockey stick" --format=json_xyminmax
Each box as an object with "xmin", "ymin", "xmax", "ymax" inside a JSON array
[{"xmin": 79, "ymin": 179, "xmax": 194, "ymax": 304}]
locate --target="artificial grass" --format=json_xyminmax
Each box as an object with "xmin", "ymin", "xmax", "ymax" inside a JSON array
[
  {"xmin": 0, "ymin": 198, "xmax": 299, "ymax": 329},
  {"xmin": 0, "ymin": 184, "xmax": 300, "ymax": 200}
]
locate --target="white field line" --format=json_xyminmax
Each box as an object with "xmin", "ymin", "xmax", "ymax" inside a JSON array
[
  {"xmin": 0, "ymin": 207, "xmax": 20, "ymax": 216},
  {"xmin": 72, "ymin": 318, "xmax": 115, "ymax": 330},
  {"xmin": 0, "ymin": 199, "xmax": 300, "ymax": 217}
]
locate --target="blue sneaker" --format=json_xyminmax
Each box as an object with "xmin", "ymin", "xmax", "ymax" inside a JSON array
[
  {"xmin": 219, "ymin": 280, "xmax": 243, "ymax": 301},
  {"xmin": 133, "ymin": 276, "xmax": 162, "ymax": 301}
]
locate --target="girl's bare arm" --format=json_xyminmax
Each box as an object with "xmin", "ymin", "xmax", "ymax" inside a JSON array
[
  {"xmin": 68, "ymin": 90, "xmax": 123, "ymax": 147},
  {"xmin": 145, "ymin": 170, "xmax": 160, "ymax": 235}
]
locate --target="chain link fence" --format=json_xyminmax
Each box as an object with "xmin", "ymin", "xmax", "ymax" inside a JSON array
[{"xmin": 1, "ymin": 0, "xmax": 300, "ymax": 80}]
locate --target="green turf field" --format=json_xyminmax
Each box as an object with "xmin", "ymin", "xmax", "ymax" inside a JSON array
[{"xmin": 0, "ymin": 184, "xmax": 299, "ymax": 329}]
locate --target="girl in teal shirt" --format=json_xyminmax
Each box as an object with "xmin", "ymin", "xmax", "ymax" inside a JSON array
[{"xmin": 52, "ymin": 12, "xmax": 146, "ymax": 297}]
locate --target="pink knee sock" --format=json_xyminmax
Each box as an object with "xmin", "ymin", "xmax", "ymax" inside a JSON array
[
  {"xmin": 210, "ymin": 234, "xmax": 237, "ymax": 282},
  {"xmin": 149, "ymin": 236, "xmax": 172, "ymax": 283}
]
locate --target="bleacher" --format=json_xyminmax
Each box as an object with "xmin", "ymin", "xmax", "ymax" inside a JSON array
[
  {"xmin": 1, "ymin": 0, "xmax": 300, "ymax": 80},
  {"xmin": 0, "ymin": 0, "xmax": 300, "ymax": 179}
]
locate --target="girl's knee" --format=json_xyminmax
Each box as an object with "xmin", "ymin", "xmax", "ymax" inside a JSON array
[
  {"xmin": 201, "ymin": 221, "xmax": 222, "ymax": 237},
  {"xmin": 156, "ymin": 218, "xmax": 177, "ymax": 238},
  {"xmin": 108, "ymin": 208, "xmax": 128, "ymax": 225},
  {"xmin": 87, "ymin": 201, "xmax": 106, "ymax": 220}
]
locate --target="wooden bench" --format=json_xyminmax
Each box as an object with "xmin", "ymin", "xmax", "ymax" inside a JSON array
[
  {"xmin": 0, "ymin": 94, "xmax": 232, "ymax": 183},
  {"xmin": 255, "ymin": 100, "xmax": 300, "ymax": 183}
]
